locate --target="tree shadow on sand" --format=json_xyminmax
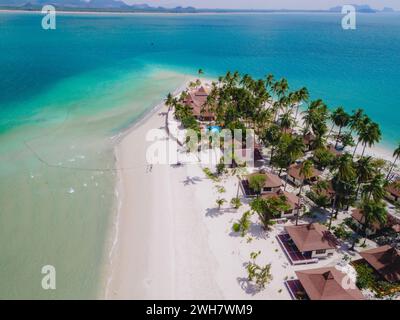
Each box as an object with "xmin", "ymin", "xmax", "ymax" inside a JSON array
[
  {"xmin": 205, "ymin": 207, "xmax": 228, "ymax": 218},
  {"xmin": 237, "ymin": 276, "xmax": 262, "ymax": 296},
  {"xmin": 247, "ymin": 222, "xmax": 268, "ymax": 240},
  {"xmin": 181, "ymin": 176, "xmax": 202, "ymax": 186}
]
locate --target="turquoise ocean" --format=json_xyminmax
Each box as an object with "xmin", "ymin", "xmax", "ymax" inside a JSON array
[{"xmin": 0, "ymin": 12, "xmax": 399, "ymax": 299}]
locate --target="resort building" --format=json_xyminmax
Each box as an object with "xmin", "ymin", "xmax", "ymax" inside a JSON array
[
  {"xmin": 352, "ymin": 208, "xmax": 400, "ymax": 236},
  {"xmin": 241, "ymin": 172, "xmax": 283, "ymax": 196},
  {"xmin": 277, "ymin": 222, "xmax": 338, "ymax": 265},
  {"xmin": 286, "ymin": 267, "xmax": 364, "ymax": 300},
  {"xmin": 183, "ymin": 86, "xmax": 215, "ymax": 122},
  {"xmin": 358, "ymin": 245, "xmax": 400, "ymax": 283},
  {"xmin": 351, "ymin": 208, "xmax": 387, "ymax": 236},
  {"xmin": 228, "ymin": 140, "xmax": 264, "ymax": 166},
  {"xmin": 386, "ymin": 181, "xmax": 400, "ymax": 203},
  {"xmin": 262, "ymin": 190, "xmax": 300, "ymax": 218},
  {"xmin": 287, "ymin": 163, "xmax": 322, "ymax": 186},
  {"xmin": 311, "ymin": 180, "xmax": 336, "ymax": 205}
]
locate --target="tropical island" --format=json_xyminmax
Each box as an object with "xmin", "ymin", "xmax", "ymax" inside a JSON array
[
  {"xmin": 0, "ymin": 1, "xmax": 397, "ymax": 14},
  {"xmin": 108, "ymin": 69, "xmax": 400, "ymax": 300}
]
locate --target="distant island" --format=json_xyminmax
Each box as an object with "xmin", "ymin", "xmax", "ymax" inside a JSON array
[{"xmin": 0, "ymin": 1, "xmax": 397, "ymax": 13}]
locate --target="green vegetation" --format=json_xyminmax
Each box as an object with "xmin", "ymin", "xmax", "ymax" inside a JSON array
[
  {"xmin": 167, "ymin": 70, "xmax": 400, "ymax": 250},
  {"xmin": 216, "ymin": 198, "xmax": 226, "ymax": 210},
  {"xmin": 248, "ymin": 174, "xmax": 266, "ymax": 195},
  {"xmin": 331, "ymin": 223, "xmax": 353, "ymax": 241},
  {"xmin": 246, "ymin": 251, "xmax": 273, "ymax": 290},
  {"xmin": 313, "ymin": 147, "xmax": 334, "ymax": 169},
  {"xmin": 230, "ymin": 197, "xmax": 242, "ymax": 209},
  {"xmin": 354, "ymin": 262, "xmax": 400, "ymax": 297},
  {"xmin": 232, "ymin": 211, "xmax": 252, "ymax": 237},
  {"xmin": 202, "ymin": 167, "xmax": 219, "ymax": 182},
  {"xmin": 250, "ymin": 196, "xmax": 290, "ymax": 230}
]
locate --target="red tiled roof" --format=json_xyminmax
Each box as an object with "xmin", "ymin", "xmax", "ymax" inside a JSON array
[
  {"xmin": 247, "ymin": 172, "xmax": 283, "ymax": 189},
  {"xmin": 183, "ymin": 88, "xmax": 215, "ymax": 119},
  {"xmin": 288, "ymin": 163, "xmax": 322, "ymax": 181},
  {"xmin": 386, "ymin": 181, "xmax": 400, "ymax": 198},
  {"xmin": 303, "ymin": 132, "xmax": 316, "ymax": 145},
  {"xmin": 195, "ymin": 86, "xmax": 209, "ymax": 96},
  {"xmin": 296, "ymin": 267, "xmax": 364, "ymax": 300},
  {"xmin": 351, "ymin": 209, "xmax": 387, "ymax": 232},
  {"xmin": 392, "ymin": 224, "xmax": 400, "ymax": 233},
  {"xmin": 262, "ymin": 190, "xmax": 300, "ymax": 210},
  {"xmin": 313, "ymin": 180, "xmax": 335, "ymax": 199},
  {"xmin": 285, "ymin": 223, "xmax": 338, "ymax": 252},
  {"xmin": 359, "ymin": 245, "xmax": 400, "ymax": 282}
]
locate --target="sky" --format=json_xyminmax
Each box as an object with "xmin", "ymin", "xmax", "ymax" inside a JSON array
[{"xmin": 127, "ymin": 0, "xmax": 400, "ymax": 10}]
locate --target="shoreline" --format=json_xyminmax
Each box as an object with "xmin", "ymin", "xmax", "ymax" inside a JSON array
[{"xmin": 2, "ymin": 9, "xmax": 397, "ymax": 16}]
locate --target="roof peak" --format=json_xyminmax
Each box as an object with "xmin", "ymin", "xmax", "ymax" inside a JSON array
[{"xmin": 322, "ymin": 271, "xmax": 335, "ymax": 280}]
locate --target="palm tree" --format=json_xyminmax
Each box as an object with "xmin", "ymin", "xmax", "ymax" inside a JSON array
[
  {"xmin": 240, "ymin": 73, "xmax": 252, "ymax": 88},
  {"xmin": 265, "ymin": 73, "xmax": 275, "ymax": 89},
  {"xmin": 279, "ymin": 112, "xmax": 293, "ymax": 130},
  {"xmin": 216, "ymin": 198, "xmax": 226, "ymax": 210},
  {"xmin": 251, "ymin": 196, "xmax": 290, "ymax": 230},
  {"xmin": 349, "ymin": 108, "xmax": 364, "ymax": 135},
  {"xmin": 260, "ymin": 125, "xmax": 281, "ymax": 164},
  {"xmin": 294, "ymin": 87, "xmax": 309, "ymax": 120},
  {"xmin": 358, "ymin": 199, "xmax": 387, "ymax": 245},
  {"xmin": 231, "ymin": 166, "xmax": 248, "ymax": 198},
  {"xmin": 330, "ymin": 107, "xmax": 350, "ymax": 148},
  {"xmin": 295, "ymin": 160, "xmax": 313, "ymax": 225},
  {"xmin": 284, "ymin": 136, "xmax": 305, "ymax": 190},
  {"xmin": 361, "ymin": 173, "xmax": 387, "ymax": 202},
  {"xmin": 386, "ymin": 142, "xmax": 400, "ymax": 180},
  {"xmin": 165, "ymin": 93, "xmax": 174, "ymax": 111},
  {"xmin": 331, "ymin": 153, "xmax": 356, "ymax": 182},
  {"xmin": 329, "ymin": 154, "xmax": 357, "ymax": 224},
  {"xmin": 301, "ymin": 99, "xmax": 327, "ymax": 134},
  {"xmin": 358, "ymin": 122, "xmax": 382, "ymax": 158},
  {"xmin": 352, "ymin": 115, "xmax": 371, "ymax": 158},
  {"xmin": 340, "ymin": 131, "xmax": 355, "ymax": 149},
  {"xmin": 355, "ymin": 156, "xmax": 375, "ymax": 198}
]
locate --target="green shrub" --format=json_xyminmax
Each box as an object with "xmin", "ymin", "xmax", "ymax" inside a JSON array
[
  {"xmin": 232, "ymin": 211, "xmax": 252, "ymax": 237},
  {"xmin": 354, "ymin": 263, "xmax": 375, "ymax": 289},
  {"xmin": 230, "ymin": 197, "xmax": 242, "ymax": 209}
]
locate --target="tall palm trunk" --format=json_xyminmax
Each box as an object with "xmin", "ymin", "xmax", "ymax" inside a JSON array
[
  {"xmin": 328, "ymin": 123, "xmax": 335, "ymax": 137},
  {"xmin": 270, "ymin": 147, "xmax": 275, "ymax": 165},
  {"xmin": 328, "ymin": 195, "xmax": 337, "ymax": 230},
  {"xmin": 352, "ymin": 139, "xmax": 360, "ymax": 158},
  {"xmin": 362, "ymin": 221, "xmax": 369, "ymax": 246},
  {"xmin": 335, "ymin": 126, "xmax": 343, "ymax": 149},
  {"xmin": 294, "ymin": 104, "xmax": 300, "ymax": 121},
  {"xmin": 355, "ymin": 182, "xmax": 362, "ymax": 200},
  {"xmin": 361, "ymin": 143, "xmax": 367, "ymax": 158},
  {"xmin": 295, "ymin": 183, "xmax": 304, "ymax": 226},
  {"xmin": 386, "ymin": 155, "xmax": 399, "ymax": 181},
  {"xmin": 284, "ymin": 168, "xmax": 289, "ymax": 191},
  {"xmin": 350, "ymin": 236, "xmax": 357, "ymax": 251}
]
